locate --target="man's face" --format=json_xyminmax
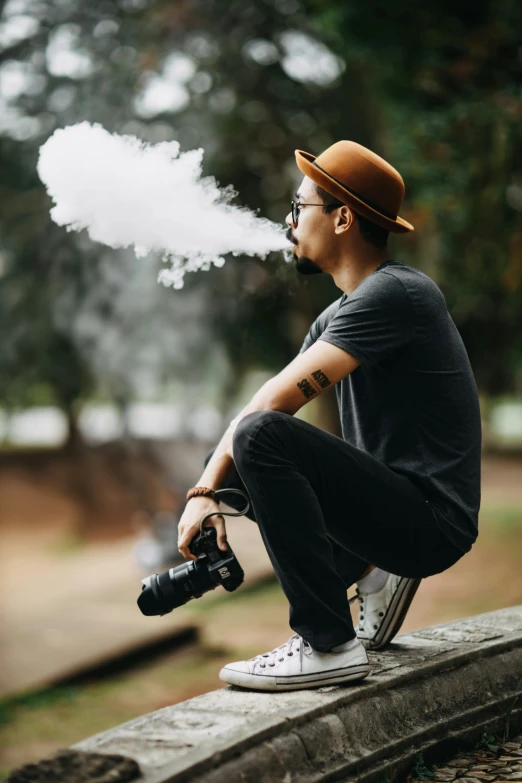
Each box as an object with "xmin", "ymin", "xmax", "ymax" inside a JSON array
[{"xmin": 285, "ymin": 176, "xmax": 338, "ymax": 276}]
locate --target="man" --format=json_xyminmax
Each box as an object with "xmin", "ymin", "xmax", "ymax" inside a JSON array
[{"xmin": 177, "ymin": 141, "xmax": 482, "ymax": 691}]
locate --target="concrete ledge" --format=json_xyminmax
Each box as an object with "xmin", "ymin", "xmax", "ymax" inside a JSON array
[{"xmin": 76, "ymin": 606, "xmax": 522, "ymax": 783}]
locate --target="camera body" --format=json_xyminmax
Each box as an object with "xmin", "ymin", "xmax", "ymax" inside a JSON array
[{"xmin": 138, "ymin": 525, "xmax": 244, "ymax": 616}]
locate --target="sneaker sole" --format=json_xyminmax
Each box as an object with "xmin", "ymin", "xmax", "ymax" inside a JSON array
[
  {"xmin": 219, "ymin": 663, "xmax": 370, "ymax": 691},
  {"xmin": 363, "ymin": 577, "xmax": 422, "ymax": 651}
]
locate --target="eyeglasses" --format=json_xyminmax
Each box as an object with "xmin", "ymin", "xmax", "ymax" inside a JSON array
[{"xmin": 291, "ymin": 200, "xmax": 343, "ymax": 226}]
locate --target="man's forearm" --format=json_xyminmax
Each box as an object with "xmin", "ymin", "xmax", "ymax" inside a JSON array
[
  {"xmin": 193, "ymin": 379, "xmax": 281, "ymax": 490},
  {"xmin": 194, "ymin": 417, "xmax": 239, "ymax": 490}
]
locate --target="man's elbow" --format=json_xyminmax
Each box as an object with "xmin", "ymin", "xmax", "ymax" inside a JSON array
[{"xmin": 259, "ymin": 378, "xmax": 302, "ymax": 416}]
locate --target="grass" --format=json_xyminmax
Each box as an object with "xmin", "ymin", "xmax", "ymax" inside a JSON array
[
  {"xmin": 480, "ymin": 503, "xmax": 522, "ymax": 536},
  {"xmin": 46, "ymin": 531, "xmax": 86, "ymax": 555}
]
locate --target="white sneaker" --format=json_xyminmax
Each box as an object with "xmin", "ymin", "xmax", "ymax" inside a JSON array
[
  {"xmin": 219, "ymin": 633, "xmax": 370, "ymax": 691},
  {"xmin": 353, "ymin": 574, "xmax": 421, "ymax": 650}
]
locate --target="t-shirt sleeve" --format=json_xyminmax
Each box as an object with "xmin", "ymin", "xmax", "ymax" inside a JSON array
[
  {"xmin": 299, "ymin": 296, "xmax": 343, "ymax": 354},
  {"xmin": 317, "ymin": 273, "xmax": 415, "ymax": 368}
]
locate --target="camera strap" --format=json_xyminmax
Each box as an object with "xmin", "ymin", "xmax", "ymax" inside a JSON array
[{"xmin": 199, "ymin": 488, "xmax": 251, "ymax": 534}]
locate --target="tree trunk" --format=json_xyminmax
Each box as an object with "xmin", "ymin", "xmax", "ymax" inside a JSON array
[{"xmin": 61, "ymin": 402, "xmax": 99, "ymax": 539}]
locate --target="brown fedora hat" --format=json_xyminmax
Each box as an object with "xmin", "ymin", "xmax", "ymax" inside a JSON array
[{"xmin": 295, "ymin": 140, "xmax": 414, "ymax": 233}]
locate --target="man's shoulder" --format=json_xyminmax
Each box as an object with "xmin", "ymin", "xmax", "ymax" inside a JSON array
[
  {"xmin": 378, "ymin": 263, "xmax": 448, "ymax": 311},
  {"xmin": 343, "ymin": 267, "xmax": 411, "ymax": 309},
  {"xmin": 379, "ymin": 262, "xmax": 442, "ymax": 292}
]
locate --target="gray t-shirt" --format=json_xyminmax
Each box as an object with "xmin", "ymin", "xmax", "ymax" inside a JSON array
[{"xmin": 300, "ymin": 259, "xmax": 482, "ymax": 552}]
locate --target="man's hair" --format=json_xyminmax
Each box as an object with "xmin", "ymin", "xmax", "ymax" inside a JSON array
[{"xmin": 314, "ymin": 184, "xmax": 389, "ymax": 249}]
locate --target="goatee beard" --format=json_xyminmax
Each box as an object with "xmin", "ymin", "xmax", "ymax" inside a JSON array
[{"xmin": 295, "ymin": 255, "xmax": 323, "ymax": 275}]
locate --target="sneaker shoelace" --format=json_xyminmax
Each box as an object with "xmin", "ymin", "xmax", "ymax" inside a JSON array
[
  {"xmin": 350, "ymin": 586, "xmax": 386, "ymax": 637},
  {"xmin": 350, "ymin": 588, "xmax": 366, "ymax": 634},
  {"xmin": 249, "ymin": 633, "xmax": 308, "ymax": 672}
]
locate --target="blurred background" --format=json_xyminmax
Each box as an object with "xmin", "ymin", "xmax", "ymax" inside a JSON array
[{"xmin": 0, "ymin": 0, "xmax": 521, "ymax": 775}]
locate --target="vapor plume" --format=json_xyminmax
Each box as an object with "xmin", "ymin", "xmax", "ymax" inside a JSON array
[{"xmin": 37, "ymin": 122, "xmax": 289, "ymax": 288}]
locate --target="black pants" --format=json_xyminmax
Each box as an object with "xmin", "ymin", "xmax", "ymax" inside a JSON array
[{"xmin": 205, "ymin": 410, "xmax": 463, "ymax": 652}]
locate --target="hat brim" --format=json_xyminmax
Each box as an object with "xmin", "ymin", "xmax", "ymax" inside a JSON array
[{"xmin": 295, "ymin": 149, "xmax": 414, "ymax": 234}]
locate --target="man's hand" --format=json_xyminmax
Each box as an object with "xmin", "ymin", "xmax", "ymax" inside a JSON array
[{"xmin": 177, "ymin": 496, "xmax": 228, "ymax": 561}]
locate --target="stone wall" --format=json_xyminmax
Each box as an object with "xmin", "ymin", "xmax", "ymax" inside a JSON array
[{"xmin": 76, "ymin": 606, "xmax": 522, "ymax": 783}]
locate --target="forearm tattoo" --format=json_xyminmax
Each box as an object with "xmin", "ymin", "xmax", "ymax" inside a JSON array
[{"xmin": 297, "ymin": 369, "xmax": 332, "ymax": 400}]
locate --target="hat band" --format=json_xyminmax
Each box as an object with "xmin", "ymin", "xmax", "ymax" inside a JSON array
[{"xmin": 313, "ymin": 161, "xmax": 397, "ymax": 221}]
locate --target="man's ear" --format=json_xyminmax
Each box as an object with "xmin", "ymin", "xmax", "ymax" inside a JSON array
[{"xmin": 334, "ymin": 206, "xmax": 355, "ymax": 235}]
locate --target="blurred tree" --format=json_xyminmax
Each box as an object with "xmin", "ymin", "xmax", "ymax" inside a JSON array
[
  {"xmin": 0, "ymin": 0, "xmax": 219, "ymax": 439},
  {"xmin": 0, "ymin": 136, "xmax": 94, "ymax": 445}
]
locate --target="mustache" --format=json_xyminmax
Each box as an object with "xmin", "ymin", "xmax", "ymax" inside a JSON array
[{"xmin": 286, "ymin": 227, "xmax": 297, "ymax": 245}]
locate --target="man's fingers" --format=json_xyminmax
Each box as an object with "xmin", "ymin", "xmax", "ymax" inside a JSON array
[
  {"xmin": 179, "ymin": 546, "xmax": 197, "ymax": 561},
  {"xmin": 177, "ymin": 533, "xmax": 198, "ymax": 561},
  {"xmin": 212, "ymin": 515, "xmax": 228, "ymax": 551},
  {"xmin": 177, "ymin": 515, "xmax": 227, "ymax": 560}
]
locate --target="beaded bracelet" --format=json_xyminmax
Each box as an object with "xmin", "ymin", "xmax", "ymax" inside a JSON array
[{"xmin": 186, "ymin": 486, "xmax": 218, "ymax": 502}]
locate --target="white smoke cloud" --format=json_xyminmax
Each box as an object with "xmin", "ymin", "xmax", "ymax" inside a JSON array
[{"xmin": 37, "ymin": 121, "xmax": 289, "ymax": 289}]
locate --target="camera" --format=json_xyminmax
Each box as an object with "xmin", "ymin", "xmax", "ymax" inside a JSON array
[{"xmin": 137, "ymin": 489, "xmax": 248, "ymax": 616}]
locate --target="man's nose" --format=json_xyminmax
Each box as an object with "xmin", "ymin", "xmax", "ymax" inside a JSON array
[{"xmin": 285, "ymin": 211, "xmax": 295, "ymax": 228}]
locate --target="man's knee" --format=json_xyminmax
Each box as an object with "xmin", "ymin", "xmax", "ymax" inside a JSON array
[{"xmin": 233, "ymin": 410, "xmax": 288, "ymax": 461}]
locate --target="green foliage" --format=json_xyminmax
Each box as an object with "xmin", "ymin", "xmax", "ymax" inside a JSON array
[
  {"xmin": 476, "ymin": 731, "xmax": 501, "ymax": 753},
  {"xmin": 411, "ymin": 753, "xmax": 436, "ymax": 781},
  {"xmin": 0, "ymin": 134, "xmax": 96, "ymax": 426},
  {"xmin": 0, "ymin": 686, "xmax": 80, "ymax": 727}
]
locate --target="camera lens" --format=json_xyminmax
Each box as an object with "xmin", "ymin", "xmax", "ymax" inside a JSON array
[
  {"xmin": 138, "ymin": 522, "xmax": 245, "ymax": 617},
  {"xmin": 138, "ymin": 558, "xmax": 217, "ymax": 616},
  {"xmin": 137, "ymin": 575, "xmax": 164, "ymax": 616}
]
